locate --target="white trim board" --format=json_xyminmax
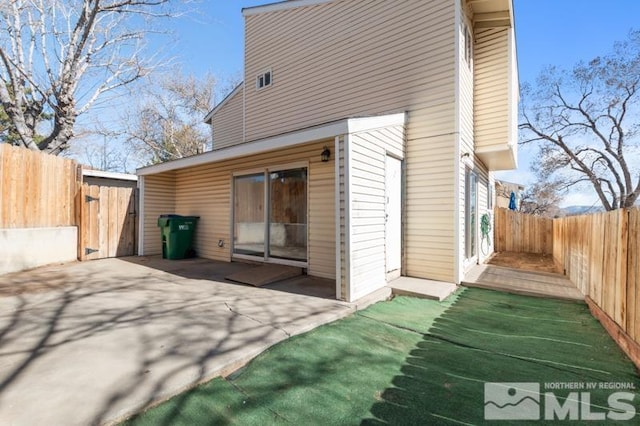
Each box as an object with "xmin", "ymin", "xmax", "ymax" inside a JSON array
[
  {"xmin": 83, "ymin": 169, "xmax": 138, "ymax": 181},
  {"xmin": 137, "ymin": 176, "xmax": 145, "ymax": 256}
]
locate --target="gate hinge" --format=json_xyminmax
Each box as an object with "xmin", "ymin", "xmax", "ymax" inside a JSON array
[
  {"xmin": 85, "ymin": 248, "xmax": 98, "ymax": 255},
  {"xmin": 85, "ymin": 195, "xmax": 99, "ymax": 202}
]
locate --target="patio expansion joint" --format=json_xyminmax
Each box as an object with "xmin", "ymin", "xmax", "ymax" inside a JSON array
[{"xmin": 223, "ymin": 302, "xmax": 291, "ymax": 338}]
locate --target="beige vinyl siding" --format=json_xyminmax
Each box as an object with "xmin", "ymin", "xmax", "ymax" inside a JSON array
[
  {"xmin": 142, "ymin": 172, "xmax": 176, "ymax": 255},
  {"xmin": 405, "ymin": 131, "xmax": 456, "ymax": 282},
  {"xmin": 167, "ymin": 140, "xmax": 335, "ymax": 279},
  {"xmin": 458, "ymin": 10, "xmax": 476, "ymax": 278},
  {"xmin": 212, "ymin": 86, "xmax": 244, "ymax": 150},
  {"xmin": 244, "ymin": 0, "xmax": 455, "ymax": 142},
  {"xmin": 347, "ymin": 125, "xmax": 405, "ymax": 301},
  {"xmin": 243, "ymin": 0, "xmax": 457, "ymax": 283},
  {"xmin": 459, "ymin": 15, "xmax": 474, "ymax": 152},
  {"xmin": 308, "ymin": 146, "xmax": 336, "ymax": 278},
  {"xmin": 474, "ymin": 27, "xmax": 510, "ymax": 152},
  {"xmin": 457, "ymin": 10, "xmax": 496, "ymax": 280},
  {"xmin": 245, "ymin": 0, "xmax": 456, "ymax": 281}
]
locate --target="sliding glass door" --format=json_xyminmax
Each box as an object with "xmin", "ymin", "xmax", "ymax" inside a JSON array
[
  {"xmin": 465, "ymin": 168, "xmax": 478, "ymax": 260},
  {"xmin": 233, "ymin": 173, "xmax": 265, "ymax": 257},
  {"xmin": 233, "ymin": 166, "xmax": 308, "ymax": 264},
  {"xmin": 269, "ymin": 168, "xmax": 307, "ymax": 261}
]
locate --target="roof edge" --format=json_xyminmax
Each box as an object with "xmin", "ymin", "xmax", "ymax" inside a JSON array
[
  {"xmin": 138, "ymin": 112, "xmax": 407, "ymax": 176},
  {"xmin": 82, "ymin": 169, "xmax": 138, "ymax": 181},
  {"xmin": 138, "ymin": 119, "xmax": 348, "ymax": 175},
  {"xmin": 204, "ymin": 82, "xmax": 244, "ymax": 124},
  {"xmin": 242, "ymin": 0, "xmax": 333, "ymax": 16},
  {"xmin": 347, "ymin": 112, "xmax": 407, "ymax": 134}
]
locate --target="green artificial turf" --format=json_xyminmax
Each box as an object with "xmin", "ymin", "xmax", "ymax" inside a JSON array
[{"xmin": 123, "ymin": 288, "xmax": 639, "ymax": 425}]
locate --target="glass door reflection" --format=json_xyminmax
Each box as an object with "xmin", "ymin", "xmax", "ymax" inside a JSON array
[{"xmin": 233, "ymin": 173, "xmax": 265, "ymax": 257}]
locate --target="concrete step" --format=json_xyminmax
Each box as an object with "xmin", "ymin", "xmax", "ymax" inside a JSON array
[
  {"xmin": 388, "ymin": 277, "xmax": 457, "ymax": 302},
  {"xmin": 463, "ymin": 264, "xmax": 584, "ymax": 301}
]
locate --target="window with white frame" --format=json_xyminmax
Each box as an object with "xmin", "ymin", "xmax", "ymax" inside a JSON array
[
  {"xmin": 463, "ymin": 23, "xmax": 472, "ymax": 68},
  {"xmin": 256, "ymin": 70, "xmax": 272, "ymax": 90}
]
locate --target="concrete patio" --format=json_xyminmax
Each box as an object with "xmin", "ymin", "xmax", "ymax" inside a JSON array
[{"xmin": 0, "ymin": 257, "xmax": 355, "ymax": 426}]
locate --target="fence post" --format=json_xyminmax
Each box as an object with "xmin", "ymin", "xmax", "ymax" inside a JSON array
[
  {"xmin": 627, "ymin": 209, "xmax": 639, "ymax": 341},
  {"xmin": 615, "ymin": 209, "xmax": 629, "ymax": 329}
]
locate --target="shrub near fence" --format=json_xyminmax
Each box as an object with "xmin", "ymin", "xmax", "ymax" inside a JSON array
[{"xmin": 0, "ymin": 144, "xmax": 80, "ymax": 228}]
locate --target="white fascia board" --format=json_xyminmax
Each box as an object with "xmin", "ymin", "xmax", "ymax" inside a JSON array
[
  {"xmin": 137, "ymin": 112, "xmax": 407, "ymax": 176},
  {"xmin": 137, "ymin": 120, "xmax": 348, "ymax": 176},
  {"xmin": 346, "ymin": 112, "xmax": 407, "ymax": 134},
  {"xmin": 204, "ymin": 82, "xmax": 244, "ymax": 124},
  {"xmin": 82, "ymin": 169, "xmax": 138, "ymax": 181},
  {"xmin": 475, "ymin": 143, "xmax": 512, "ymax": 154},
  {"xmin": 242, "ymin": 0, "xmax": 333, "ymax": 16}
]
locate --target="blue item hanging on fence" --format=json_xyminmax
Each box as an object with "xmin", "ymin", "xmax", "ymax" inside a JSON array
[{"xmin": 509, "ymin": 191, "xmax": 517, "ymax": 210}]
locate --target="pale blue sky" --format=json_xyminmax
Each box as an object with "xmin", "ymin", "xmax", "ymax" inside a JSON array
[{"xmin": 156, "ymin": 0, "xmax": 640, "ymax": 206}]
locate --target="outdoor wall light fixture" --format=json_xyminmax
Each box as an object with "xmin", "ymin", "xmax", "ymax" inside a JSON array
[{"xmin": 321, "ymin": 146, "xmax": 331, "ymax": 162}]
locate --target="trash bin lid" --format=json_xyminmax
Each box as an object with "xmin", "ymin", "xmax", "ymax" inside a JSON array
[{"xmin": 158, "ymin": 214, "xmax": 182, "ymax": 227}]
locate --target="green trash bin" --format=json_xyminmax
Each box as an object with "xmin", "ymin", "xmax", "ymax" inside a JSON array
[{"xmin": 157, "ymin": 214, "xmax": 199, "ymax": 259}]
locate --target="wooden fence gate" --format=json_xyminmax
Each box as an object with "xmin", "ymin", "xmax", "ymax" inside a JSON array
[{"xmin": 78, "ymin": 183, "xmax": 137, "ymax": 260}]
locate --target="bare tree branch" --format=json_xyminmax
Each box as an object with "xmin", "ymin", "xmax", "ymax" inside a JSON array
[
  {"xmin": 520, "ymin": 30, "xmax": 640, "ymax": 210},
  {"xmin": 121, "ymin": 70, "xmax": 215, "ymax": 165},
  {"xmin": 0, "ymin": 0, "xmax": 179, "ymax": 154}
]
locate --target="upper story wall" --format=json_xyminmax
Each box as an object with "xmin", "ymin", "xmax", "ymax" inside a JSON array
[
  {"xmin": 209, "ymin": 84, "xmax": 244, "ymax": 150},
  {"xmin": 474, "ymin": 27, "xmax": 511, "ymax": 149},
  {"xmin": 473, "ymin": 13, "xmax": 518, "ymax": 170},
  {"xmin": 454, "ymin": 0, "xmax": 518, "ymax": 171},
  {"xmin": 243, "ymin": 0, "xmax": 457, "ymax": 142}
]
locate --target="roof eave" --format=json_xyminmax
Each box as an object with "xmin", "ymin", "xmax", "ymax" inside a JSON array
[
  {"xmin": 242, "ymin": 0, "xmax": 333, "ymax": 17},
  {"xmin": 138, "ymin": 112, "xmax": 406, "ymax": 176}
]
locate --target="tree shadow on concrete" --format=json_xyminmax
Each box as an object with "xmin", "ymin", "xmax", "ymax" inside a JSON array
[
  {"xmin": 122, "ymin": 308, "xmax": 422, "ymax": 426},
  {"xmin": 0, "ymin": 258, "xmax": 350, "ymax": 425}
]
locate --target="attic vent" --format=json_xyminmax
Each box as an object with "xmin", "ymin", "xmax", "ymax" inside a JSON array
[{"xmin": 256, "ymin": 70, "xmax": 272, "ymax": 90}]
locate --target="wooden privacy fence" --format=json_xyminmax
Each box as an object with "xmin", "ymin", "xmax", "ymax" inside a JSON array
[
  {"xmin": 0, "ymin": 144, "xmax": 137, "ymax": 261},
  {"xmin": 494, "ymin": 208, "xmax": 553, "ymax": 254},
  {"xmin": 78, "ymin": 183, "xmax": 137, "ymax": 260},
  {"xmin": 554, "ymin": 209, "xmax": 639, "ymax": 347},
  {"xmin": 494, "ymin": 207, "xmax": 640, "ymax": 366},
  {"xmin": 0, "ymin": 143, "xmax": 79, "ymax": 227}
]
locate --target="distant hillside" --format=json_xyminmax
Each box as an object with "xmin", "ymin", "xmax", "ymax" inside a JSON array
[{"xmin": 560, "ymin": 205, "xmax": 605, "ymax": 216}]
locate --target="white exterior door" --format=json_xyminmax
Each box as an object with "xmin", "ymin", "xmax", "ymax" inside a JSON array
[{"xmin": 385, "ymin": 156, "xmax": 402, "ymax": 275}]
